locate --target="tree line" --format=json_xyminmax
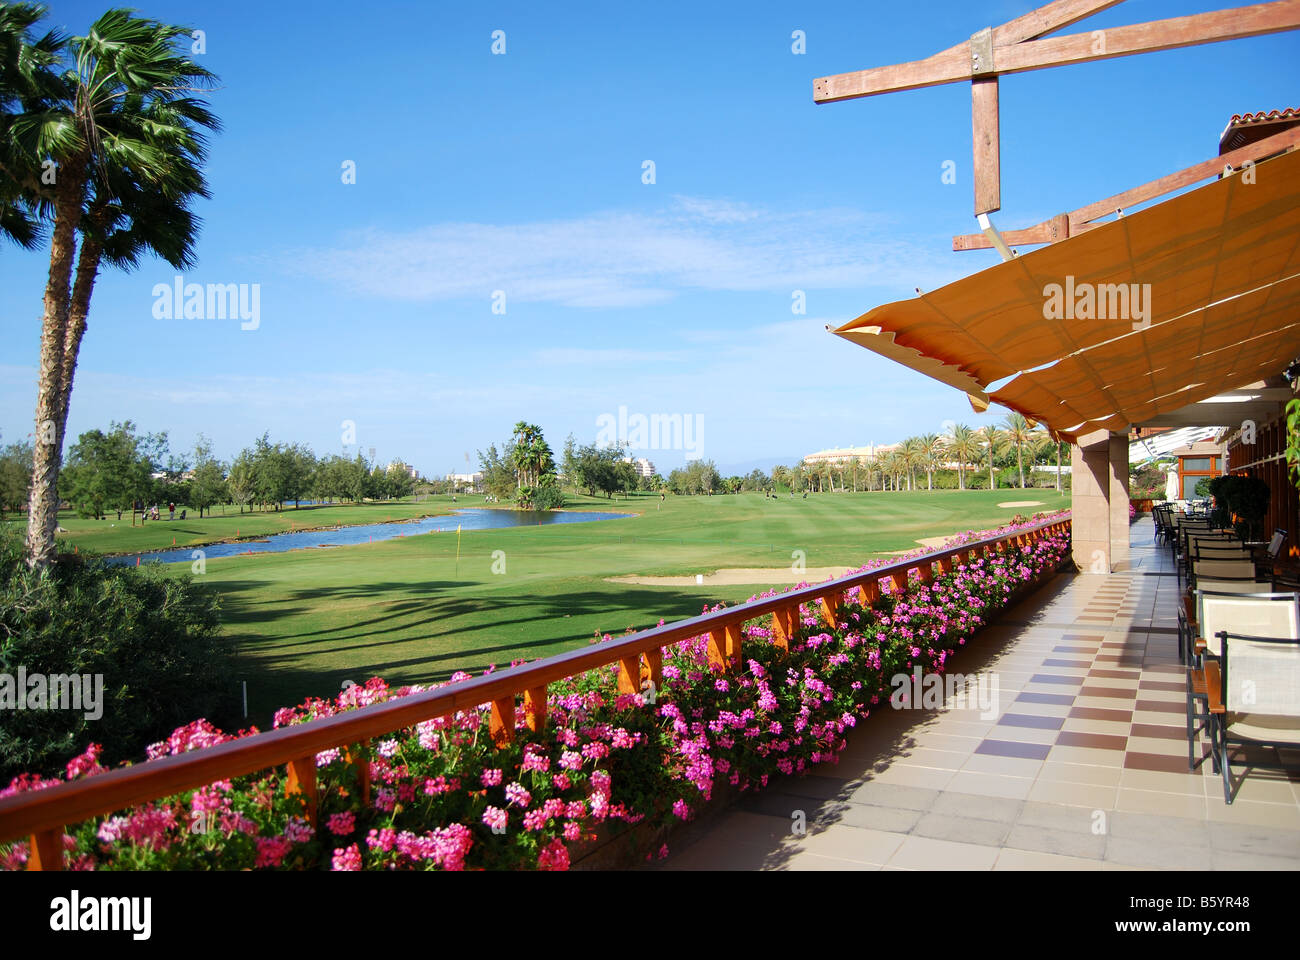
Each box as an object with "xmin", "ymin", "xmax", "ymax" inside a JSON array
[{"xmin": 0, "ymin": 422, "xmax": 425, "ymax": 520}]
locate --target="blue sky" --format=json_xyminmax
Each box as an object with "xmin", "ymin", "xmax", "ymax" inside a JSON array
[{"xmin": 1, "ymin": 0, "xmax": 1297, "ymax": 476}]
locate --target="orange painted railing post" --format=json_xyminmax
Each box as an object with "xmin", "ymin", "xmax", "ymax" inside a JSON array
[
  {"xmin": 644, "ymin": 649, "xmax": 663, "ymax": 696},
  {"xmin": 820, "ymin": 590, "xmax": 844, "ymax": 628},
  {"xmin": 617, "ymin": 655, "xmax": 641, "ymax": 695},
  {"xmin": 771, "ymin": 605, "xmax": 796, "ymax": 650},
  {"xmin": 524, "ymin": 686, "xmax": 548, "ymax": 731},
  {"xmin": 285, "ymin": 757, "xmax": 319, "ymax": 829},
  {"xmin": 27, "ymin": 828, "xmax": 62, "ymax": 871},
  {"xmin": 489, "ymin": 697, "xmax": 516, "ymax": 746}
]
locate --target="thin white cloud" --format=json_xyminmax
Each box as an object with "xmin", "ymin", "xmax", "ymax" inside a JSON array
[{"xmin": 276, "ymin": 197, "xmax": 960, "ymax": 309}]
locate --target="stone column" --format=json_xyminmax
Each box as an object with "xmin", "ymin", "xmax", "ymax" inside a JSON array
[{"xmin": 1071, "ymin": 429, "xmax": 1130, "ymax": 573}]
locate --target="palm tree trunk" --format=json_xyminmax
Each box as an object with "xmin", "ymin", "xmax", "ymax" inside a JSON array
[
  {"xmin": 58, "ymin": 233, "xmax": 104, "ymax": 425},
  {"xmin": 1055, "ymin": 441, "xmax": 1062, "ymax": 492},
  {"xmin": 1017, "ymin": 444, "xmax": 1025, "ymax": 489},
  {"xmin": 26, "ymin": 161, "xmax": 86, "ymax": 570}
]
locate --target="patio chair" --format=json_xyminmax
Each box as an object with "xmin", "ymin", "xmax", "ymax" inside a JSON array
[
  {"xmin": 1177, "ymin": 578, "xmax": 1274, "ymax": 665},
  {"xmin": 1191, "ymin": 558, "xmax": 1257, "ymax": 590},
  {"xmin": 1205, "ymin": 631, "xmax": 1300, "ymax": 803},
  {"xmin": 1186, "ymin": 592, "xmax": 1300, "ymax": 771}
]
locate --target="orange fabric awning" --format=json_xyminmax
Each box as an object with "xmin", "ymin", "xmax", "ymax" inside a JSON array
[{"xmin": 832, "ymin": 148, "xmax": 1300, "ymax": 438}]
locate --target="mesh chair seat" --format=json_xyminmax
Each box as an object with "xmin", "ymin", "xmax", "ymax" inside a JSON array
[{"xmin": 1222, "ymin": 713, "xmax": 1300, "ymax": 745}]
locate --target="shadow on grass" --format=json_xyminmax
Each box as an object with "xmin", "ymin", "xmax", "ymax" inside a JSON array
[{"xmin": 201, "ymin": 578, "xmax": 720, "ymax": 727}]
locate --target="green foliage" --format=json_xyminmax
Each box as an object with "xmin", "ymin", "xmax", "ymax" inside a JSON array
[
  {"xmin": 189, "ymin": 434, "xmax": 227, "ymax": 518},
  {"xmin": 531, "ymin": 474, "xmax": 566, "ymax": 511},
  {"xmin": 0, "ymin": 438, "xmax": 32, "ymax": 517},
  {"xmin": 666, "ymin": 459, "xmax": 721, "ymax": 496},
  {"xmin": 477, "ymin": 442, "xmax": 518, "ymax": 500},
  {"xmin": 60, "ymin": 421, "xmax": 165, "ymax": 519},
  {"xmin": 0, "ymin": 526, "xmax": 235, "ymax": 782},
  {"xmin": 1287, "ymin": 397, "xmax": 1300, "ymax": 489},
  {"xmin": 1207, "ymin": 474, "xmax": 1271, "ymax": 540}
]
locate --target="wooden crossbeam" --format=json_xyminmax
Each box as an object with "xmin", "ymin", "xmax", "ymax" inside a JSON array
[
  {"xmin": 814, "ymin": 0, "xmax": 1300, "ymax": 102},
  {"xmin": 815, "ymin": 0, "xmax": 1300, "ymax": 216},
  {"xmin": 951, "ymin": 124, "xmax": 1300, "ymax": 250}
]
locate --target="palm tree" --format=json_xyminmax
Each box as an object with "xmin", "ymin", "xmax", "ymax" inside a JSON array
[
  {"xmin": 946, "ymin": 423, "xmax": 982, "ymax": 491},
  {"xmin": 881, "ymin": 450, "xmax": 902, "ymax": 491},
  {"xmin": 861, "ymin": 452, "xmax": 878, "ymax": 491},
  {"xmin": 900, "ymin": 436, "xmax": 925, "ymax": 491},
  {"xmin": 4, "ymin": 9, "xmax": 217, "ymax": 568},
  {"xmin": 976, "ymin": 425, "xmax": 1002, "ymax": 490},
  {"xmin": 917, "ymin": 433, "xmax": 942, "ymax": 491},
  {"xmin": 1002, "ymin": 413, "xmax": 1036, "ymax": 489},
  {"xmin": 0, "ymin": 3, "xmax": 62, "ymax": 250}
]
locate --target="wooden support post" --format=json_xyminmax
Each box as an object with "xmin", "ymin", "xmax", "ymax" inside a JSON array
[
  {"xmin": 524, "ymin": 685, "xmax": 548, "ymax": 732},
  {"xmin": 618, "ymin": 655, "xmax": 641, "ymax": 695},
  {"xmin": 771, "ymin": 605, "xmax": 796, "ymax": 650},
  {"xmin": 286, "ymin": 757, "xmax": 319, "ymax": 829},
  {"xmin": 860, "ymin": 579, "xmax": 880, "ymax": 606},
  {"xmin": 821, "ymin": 590, "xmax": 844, "ymax": 628},
  {"xmin": 490, "ymin": 697, "xmax": 515, "ymax": 746},
  {"xmin": 645, "ymin": 648, "xmax": 663, "ymax": 695},
  {"xmin": 918, "ymin": 561, "xmax": 935, "ymax": 583},
  {"xmin": 936, "ymin": 555, "xmax": 954, "ymax": 575},
  {"xmin": 27, "ymin": 828, "xmax": 63, "ymax": 871},
  {"xmin": 707, "ymin": 629, "xmax": 729, "ymax": 670},
  {"xmin": 972, "ymin": 75, "xmax": 1001, "ymax": 215}
]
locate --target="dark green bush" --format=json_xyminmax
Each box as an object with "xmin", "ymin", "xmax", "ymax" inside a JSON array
[
  {"xmin": 1207, "ymin": 474, "xmax": 1271, "ymax": 540},
  {"xmin": 0, "ymin": 528, "xmax": 236, "ymax": 782}
]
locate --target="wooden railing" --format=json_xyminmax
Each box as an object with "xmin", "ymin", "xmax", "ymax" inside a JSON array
[{"xmin": 0, "ymin": 515, "xmax": 1071, "ymax": 869}]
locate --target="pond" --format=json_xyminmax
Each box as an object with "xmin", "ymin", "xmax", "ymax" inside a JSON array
[{"xmin": 106, "ymin": 508, "xmax": 633, "ymax": 565}]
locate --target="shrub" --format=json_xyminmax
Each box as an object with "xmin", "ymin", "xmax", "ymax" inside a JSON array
[
  {"xmin": 0, "ymin": 528, "xmax": 237, "ymax": 782},
  {"xmin": 1207, "ymin": 474, "xmax": 1270, "ymax": 540},
  {"xmin": 531, "ymin": 476, "xmax": 565, "ymax": 511}
]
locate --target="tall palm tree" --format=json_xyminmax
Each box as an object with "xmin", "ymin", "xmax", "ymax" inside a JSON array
[
  {"xmin": 946, "ymin": 423, "xmax": 983, "ymax": 491},
  {"xmin": 5, "ymin": 8, "xmax": 217, "ymax": 568},
  {"xmin": 976, "ymin": 425, "xmax": 1002, "ymax": 490},
  {"xmin": 861, "ymin": 452, "xmax": 878, "ymax": 491},
  {"xmin": 1025, "ymin": 428, "xmax": 1054, "ymax": 491},
  {"xmin": 918, "ymin": 433, "xmax": 942, "ymax": 491},
  {"xmin": 0, "ymin": 3, "xmax": 62, "ymax": 249},
  {"xmin": 900, "ymin": 436, "xmax": 925, "ymax": 491},
  {"xmin": 883, "ymin": 449, "xmax": 903, "ymax": 491},
  {"xmin": 1002, "ymin": 413, "xmax": 1036, "ymax": 489}
]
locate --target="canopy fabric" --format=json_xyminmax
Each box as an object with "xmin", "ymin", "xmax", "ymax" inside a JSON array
[{"xmin": 832, "ymin": 148, "xmax": 1300, "ymax": 438}]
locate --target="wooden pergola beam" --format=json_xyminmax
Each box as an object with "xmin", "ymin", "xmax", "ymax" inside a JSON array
[
  {"xmin": 950, "ymin": 124, "xmax": 1300, "ymax": 250},
  {"xmin": 813, "ymin": 0, "xmax": 1300, "ymax": 103}
]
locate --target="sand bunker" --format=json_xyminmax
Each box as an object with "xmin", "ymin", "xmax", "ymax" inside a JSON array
[
  {"xmin": 607, "ymin": 565, "xmax": 859, "ymax": 587},
  {"xmin": 997, "ymin": 500, "xmax": 1044, "ymax": 508}
]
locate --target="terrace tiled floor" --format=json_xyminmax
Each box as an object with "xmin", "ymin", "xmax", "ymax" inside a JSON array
[{"xmin": 656, "ymin": 517, "xmax": 1300, "ymax": 871}]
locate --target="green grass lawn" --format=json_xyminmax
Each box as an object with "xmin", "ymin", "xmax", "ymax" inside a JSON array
[{"xmin": 107, "ymin": 488, "xmax": 1068, "ymax": 723}]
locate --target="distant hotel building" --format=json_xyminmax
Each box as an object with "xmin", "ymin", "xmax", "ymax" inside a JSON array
[
  {"xmin": 802, "ymin": 443, "xmax": 899, "ymax": 465},
  {"xmin": 623, "ymin": 457, "xmax": 656, "ymax": 478},
  {"xmin": 448, "ymin": 471, "xmax": 484, "ymax": 493}
]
